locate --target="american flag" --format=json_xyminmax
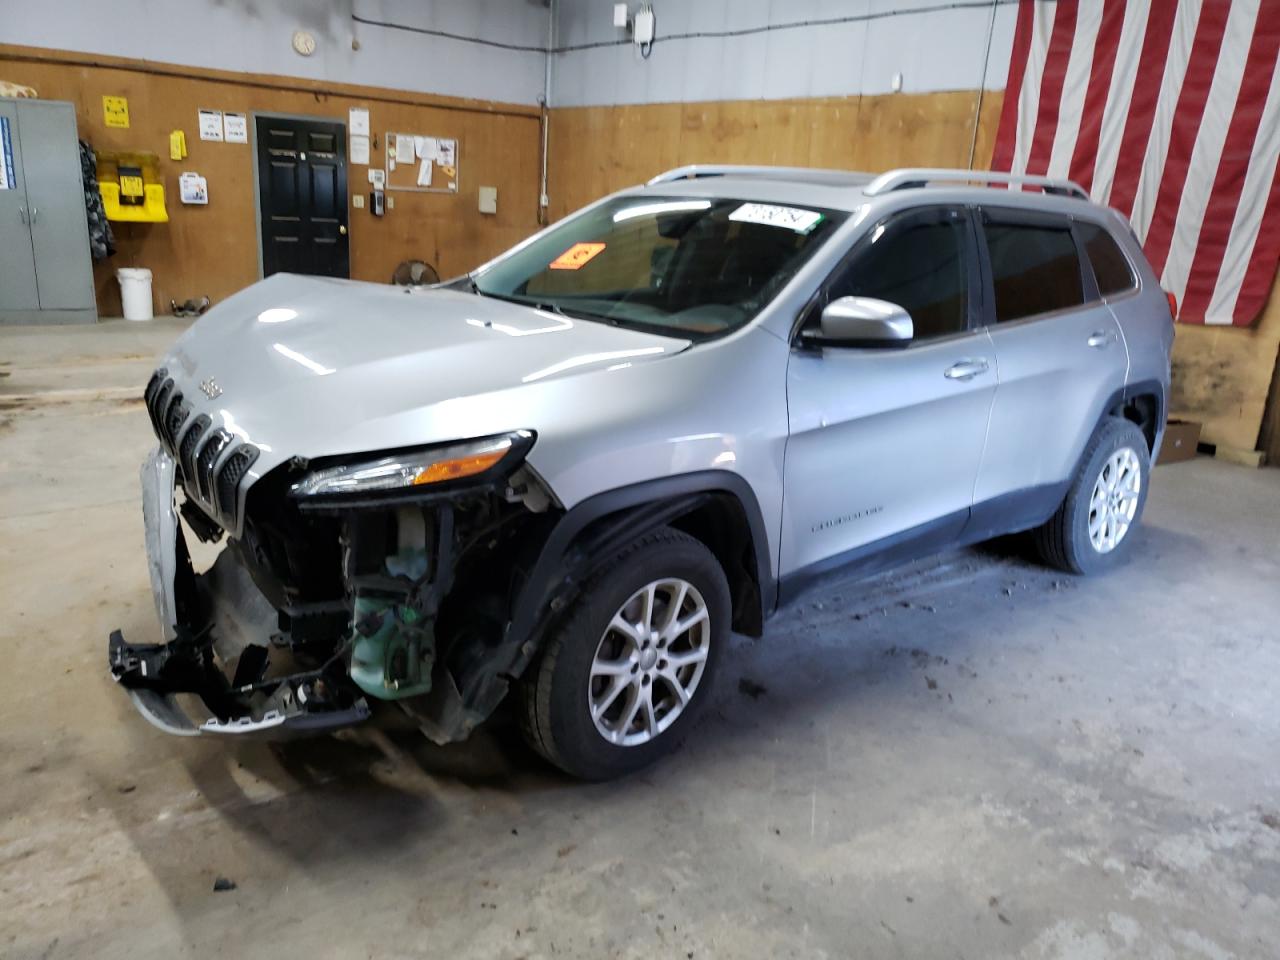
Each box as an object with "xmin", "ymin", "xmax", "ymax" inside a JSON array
[{"xmin": 991, "ymin": 0, "xmax": 1280, "ymax": 327}]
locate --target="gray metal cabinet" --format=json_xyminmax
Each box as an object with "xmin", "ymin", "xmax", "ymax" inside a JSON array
[{"xmin": 0, "ymin": 99, "xmax": 97, "ymax": 324}]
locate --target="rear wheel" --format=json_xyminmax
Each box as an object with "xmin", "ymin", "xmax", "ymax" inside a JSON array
[
  {"xmin": 1035, "ymin": 417, "xmax": 1151, "ymax": 574},
  {"xmin": 520, "ymin": 527, "xmax": 729, "ymax": 780}
]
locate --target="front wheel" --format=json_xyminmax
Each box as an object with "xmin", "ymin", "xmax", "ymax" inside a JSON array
[
  {"xmin": 519, "ymin": 527, "xmax": 729, "ymax": 780},
  {"xmin": 1035, "ymin": 417, "xmax": 1151, "ymax": 574}
]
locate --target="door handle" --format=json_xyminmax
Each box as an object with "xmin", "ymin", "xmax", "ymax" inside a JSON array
[
  {"xmin": 28, "ymin": 206, "xmax": 38, "ymax": 224},
  {"xmin": 944, "ymin": 359, "xmax": 990, "ymax": 381},
  {"xmin": 18, "ymin": 205, "xmax": 28, "ymax": 225},
  {"xmin": 1087, "ymin": 330, "xmax": 1117, "ymax": 348}
]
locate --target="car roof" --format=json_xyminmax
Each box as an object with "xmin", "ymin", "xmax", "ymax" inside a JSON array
[{"xmin": 621, "ymin": 165, "xmax": 1110, "ymax": 222}]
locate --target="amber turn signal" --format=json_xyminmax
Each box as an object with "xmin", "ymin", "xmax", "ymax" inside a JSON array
[{"xmin": 412, "ymin": 449, "xmax": 507, "ymax": 485}]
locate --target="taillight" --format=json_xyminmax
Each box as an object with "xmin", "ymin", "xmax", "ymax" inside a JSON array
[{"xmin": 1165, "ymin": 290, "xmax": 1178, "ymax": 320}]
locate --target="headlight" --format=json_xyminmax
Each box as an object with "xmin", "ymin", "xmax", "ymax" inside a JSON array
[{"xmin": 290, "ymin": 431, "xmax": 532, "ymax": 497}]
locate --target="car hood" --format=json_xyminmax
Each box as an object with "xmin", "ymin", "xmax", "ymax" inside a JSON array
[{"xmin": 159, "ymin": 273, "xmax": 689, "ymax": 461}]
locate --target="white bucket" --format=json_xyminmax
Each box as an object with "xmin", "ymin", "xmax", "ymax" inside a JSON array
[{"xmin": 117, "ymin": 267, "xmax": 154, "ymax": 321}]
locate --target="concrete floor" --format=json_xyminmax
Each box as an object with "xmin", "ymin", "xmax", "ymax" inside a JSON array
[{"xmin": 2, "ymin": 320, "xmax": 1278, "ymax": 960}]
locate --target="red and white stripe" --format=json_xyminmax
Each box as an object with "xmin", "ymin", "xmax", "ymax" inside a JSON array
[{"xmin": 992, "ymin": 0, "xmax": 1280, "ymax": 327}]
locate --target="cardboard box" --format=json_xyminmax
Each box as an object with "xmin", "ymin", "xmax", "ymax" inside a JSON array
[{"xmin": 1160, "ymin": 419, "xmax": 1201, "ymax": 464}]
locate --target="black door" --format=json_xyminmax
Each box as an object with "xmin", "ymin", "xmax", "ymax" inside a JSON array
[{"xmin": 255, "ymin": 116, "xmax": 349, "ymax": 278}]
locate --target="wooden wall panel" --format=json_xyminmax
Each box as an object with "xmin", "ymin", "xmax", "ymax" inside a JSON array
[
  {"xmin": 1170, "ymin": 289, "xmax": 1280, "ymax": 453},
  {"xmin": 0, "ymin": 46, "xmax": 542, "ymax": 316},
  {"xmin": 547, "ymin": 90, "xmax": 1001, "ymax": 219}
]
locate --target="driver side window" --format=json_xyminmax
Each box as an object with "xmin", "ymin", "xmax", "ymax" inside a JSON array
[{"xmin": 825, "ymin": 213, "xmax": 971, "ymax": 341}]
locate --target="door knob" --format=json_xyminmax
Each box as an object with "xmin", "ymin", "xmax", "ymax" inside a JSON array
[
  {"xmin": 339, "ymin": 224, "xmax": 347, "ymax": 235},
  {"xmin": 944, "ymin": 359, "xmax": 990, "ymax": 381}
]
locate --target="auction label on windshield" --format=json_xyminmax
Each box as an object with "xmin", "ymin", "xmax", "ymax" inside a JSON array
[
  {"xmin": 550, "ymin": 241, "xmax": 607, "ymax": 270},
  {"xmin": 729, "ymin": 203, "xmax": 824, "ymax": 234}
]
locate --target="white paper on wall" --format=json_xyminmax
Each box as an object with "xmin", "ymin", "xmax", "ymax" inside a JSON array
[
  {"xmin": 0, "ymin": 116, "xmax": 13, "ymax": 190},
  {"xmin": 198, "ymin": 109, "xmax": 224, "ymax": 142},
  {"xmin": 350, "ymin": 134, "xmax": 370, "ymax": 165},
  {"xmin": 349, "ymin": 107, "xmax": 370, "ymax": 137},
  {"xmin": 395, "ymin": 135, "xmax": 415, "ymax": 164},
  {"xmin": 223, "ymin": 112, "xmax": 248, "ymax": 143},
  {"xmin": 436, "ymin": 138, "xmax": 456, "ymax": 166},
  {"xmin": 417, "ymin": 159, "xmax": 433, "ymax": 187}
]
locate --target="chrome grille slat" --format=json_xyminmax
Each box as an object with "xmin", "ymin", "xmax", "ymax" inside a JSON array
[
  {"xmin": 215, "ymin": 446, "xmax": 259, "ymax": 522},
  {"xmin": 162, "ymin": 392, "xmax": 188, "ymax": 453},
  {"xmin": 177, "ymin": 415, "xmax": 211, "ymax": 483},
  {"xmin": 194, "ymin": 431, "xmax": 231, "ymax": 504},
  {"xmin": 151, "ymin": 381, "xmax": 175, "ymax": 444},
  {"xmin": 143, "ymin": 367, "xmax": 257, "ymax": 533}
]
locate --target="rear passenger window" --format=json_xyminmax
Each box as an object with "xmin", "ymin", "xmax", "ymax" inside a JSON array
[
  {"xmin": 982, "ymin": 221, "xmax": 1084, "ymax": 322},
  {"xmin": 1077, "ymin": 221, "xmax": 1136, "ymax": 296},
  {"xmin": 828, "ymin": 218, "xmax": 970, "ymax": 340}
]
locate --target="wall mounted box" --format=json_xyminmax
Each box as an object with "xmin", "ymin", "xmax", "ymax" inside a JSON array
[{"xmin": 0, "ymin": 99, "xmax": 97, "ymax": 324}]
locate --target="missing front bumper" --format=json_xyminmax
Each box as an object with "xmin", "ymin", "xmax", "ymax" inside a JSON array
[
  {"xmin": 108, "ymin": 629, "xmax": 371, "ymax": 737},
  {"xmin": 113, "ymin": 447, "xmax": 370, "ymax": 738}
]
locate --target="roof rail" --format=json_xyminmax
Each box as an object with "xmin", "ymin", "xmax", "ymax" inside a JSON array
[
  {"xmin": 647, "ymin": 164, "xmax": 873, "ymax": 188},
  {"xmin": 863, "ymin": 168, "xmax": 1090, "ymax": 200}
]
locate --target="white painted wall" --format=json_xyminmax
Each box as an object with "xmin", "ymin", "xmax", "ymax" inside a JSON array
[
  {"xmin": 4, "ymin": 0, "xmax": 552, "ymax": 106},
  {"xmin": 550, "ymin": 0, "xmax": 1017, "ymax": 107},
  {"xmin": 7, "ymin": 0, "xmax": 1017, "ymax": 108}
]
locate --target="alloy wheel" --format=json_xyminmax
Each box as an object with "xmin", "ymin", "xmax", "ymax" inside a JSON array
[
  {"xmin": 1088, "ymin": 446, "xmax": 1141, "ymax": 553},
  {"xmin": 588, "ymin": 578, "xmax": 711, "ymax": 747}
]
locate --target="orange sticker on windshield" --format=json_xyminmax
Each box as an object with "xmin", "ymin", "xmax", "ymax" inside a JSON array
[{"xmin": 549, "ymin": 242, "xmax": 606, "ymax": 270}]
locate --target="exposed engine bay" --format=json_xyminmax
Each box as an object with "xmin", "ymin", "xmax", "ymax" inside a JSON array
[{"xmin": 110, "ymin": 443, "xmax": 561, "ymax": 742}]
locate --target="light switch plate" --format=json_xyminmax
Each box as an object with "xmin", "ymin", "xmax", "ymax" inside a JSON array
[
  {"xmin": 478, "ymin": 186, "xmax": 498, "ymax": 215},
  {"xmin": 353, "ymin": 194, "xmax": 365, "ymax": 209},
  {"xmin": 386, "ymin": 195, "xmax": 395, "ymax": 210}
]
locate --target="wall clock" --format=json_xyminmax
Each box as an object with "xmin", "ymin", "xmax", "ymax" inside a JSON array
[{"xmin": 292, "ymin": 30, "xmax": 317, "ymax": 57}]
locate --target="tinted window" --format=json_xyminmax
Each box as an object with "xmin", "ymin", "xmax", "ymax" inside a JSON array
[
  {"xmin": 1077, "ymin": 221, "xmax": 1136, "ymax": 296},
  {"xmin": 983, "ymin": 220, "xmax": 1084, "ymax": 322},
  {"xmin": 828, "ymin": 218, "xmax": 970, "ymax": 340}
]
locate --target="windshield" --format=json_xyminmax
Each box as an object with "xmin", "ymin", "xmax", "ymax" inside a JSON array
[{"xmin": 472, "ymin": 196, "xmax": 847, "ymax": 339}]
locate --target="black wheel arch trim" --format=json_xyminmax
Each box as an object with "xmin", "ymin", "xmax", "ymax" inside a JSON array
[
  {"xmin": 501, "ymin": 470, "xmax": 775, "ymax": 678},
  {"xmin": 1104, "ymin": 377, "xmax": 1167, "ymax": 453}
]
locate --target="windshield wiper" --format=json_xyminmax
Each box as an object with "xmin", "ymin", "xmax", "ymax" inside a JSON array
[{"xmin": 469, "ymin": 284, "xmax": 621, "ymax": 326}]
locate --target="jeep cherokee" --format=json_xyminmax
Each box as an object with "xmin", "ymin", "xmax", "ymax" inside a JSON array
[{"xmin": 109, "ymin": 165, "xmax": 1173, "ymax": 780}]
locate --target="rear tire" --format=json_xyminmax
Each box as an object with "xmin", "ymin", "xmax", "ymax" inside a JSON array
[
  {"xmin": 1035, "ymin": 417, "xmax": 1151, "ymax": 575},
  {"xmin": 519, "ymin": 527, "xmax": 729, "ymax": 780}
]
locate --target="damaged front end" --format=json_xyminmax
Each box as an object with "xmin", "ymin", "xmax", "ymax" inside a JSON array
[{"xmin": 111, "ymin": 428, "xmax": 558, "ymax": 742}]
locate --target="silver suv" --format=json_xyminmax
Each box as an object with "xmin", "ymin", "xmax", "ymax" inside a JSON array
[{"xmin": 110, "ymin": 165, "xmax": 1173, "ymax": 779}]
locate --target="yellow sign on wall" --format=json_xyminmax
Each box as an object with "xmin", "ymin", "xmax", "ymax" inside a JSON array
[{"xmin": 102, "ymin": 96, "xmax": 129, "ymax": 129}]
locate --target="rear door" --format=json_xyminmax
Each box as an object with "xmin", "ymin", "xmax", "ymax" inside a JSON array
[
  {"xmin": 972, "ymin": 207, "xmax": 1129, "ymax": 519},
  {"xmin": 781, "ymin": 205, "xmax": 997, "ymax": 584}
]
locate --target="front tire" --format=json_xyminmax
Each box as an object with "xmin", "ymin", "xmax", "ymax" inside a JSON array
[
  {"xmin": 520, "ymin": 527, "xmax": 729, "ymax": 780},
  {"xmin": 1035, "ymin": 417, "xmax": 1151, "ymax": 575}
]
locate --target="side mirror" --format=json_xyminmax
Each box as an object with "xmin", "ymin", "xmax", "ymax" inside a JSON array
[{"xmin": 806, "ymin": 296, "xmax": 913, "ymax": 348}]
